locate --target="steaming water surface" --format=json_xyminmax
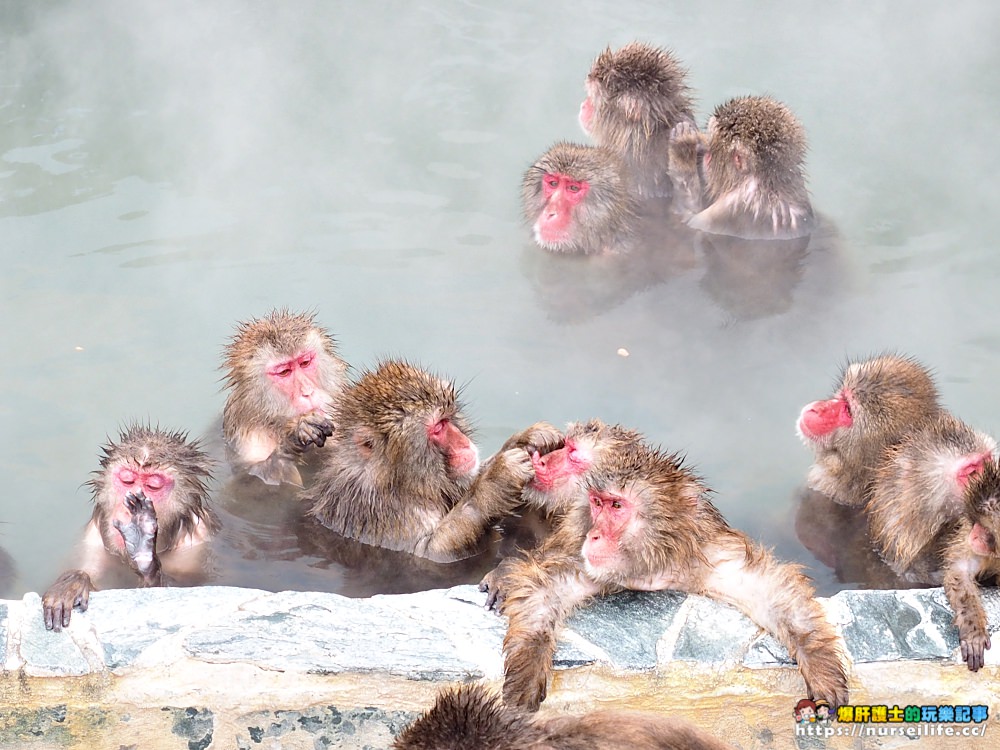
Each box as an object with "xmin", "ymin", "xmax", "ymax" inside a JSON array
[{"xmin": 2, "ymin": 2, "xmax": 1000, "ymax": 598}]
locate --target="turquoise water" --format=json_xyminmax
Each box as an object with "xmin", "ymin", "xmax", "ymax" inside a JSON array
[{"xmin": 2, "ymin": 1, "xmax": 1000, "ymax": 596}]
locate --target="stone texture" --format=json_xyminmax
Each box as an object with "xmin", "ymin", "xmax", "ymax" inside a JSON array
[
  {"xmin": 234, "ymin": 705, "xmax": 414, "ymax": 750},
  {"xmin": 562, "ymin": 590, "xmax": 685, "ymax": 669},
  {"xmin": 837, "ymin": 588, "xmax": 960, "ymax": 663},
  {"xmin": 672, "ymin": 594, "xmax": 761, "ymax": 663},
  {"xmin": 0, "ymin": 585, "xmax": 998, "ymax": 749}
]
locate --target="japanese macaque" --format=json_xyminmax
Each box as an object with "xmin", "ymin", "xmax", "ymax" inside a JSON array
[
  {"xmin": 42, "ymin": 425, "xmax": 219, "ymax": 631},
  {"xmin": 392, "ymin": 683, "xmax": 734, "ymax": 750},
  {"xmin": 797, "ymin": 354, "xmax": 942, "ymax": 507},
  {"xmin": 867, "ymin": 413, "xmax": 996, "ymax": 583},
  {"xmin": 222, "ymin": 309, "xmax": 348, "ymax": 487},
  {"xmin": 579, "ymin": 42, "xmax": 695, "ymax": 199},
  {"xmin": 943, "ymin": 459, "xmax": 1000, "ymax": 671},
  {"xmin": 676, "ymin": 95, "xmax": 816, "ymax": 239},
  {"xmin": 304, "ymin": 359, "xmax": 563, "ymax": 562},
  {"xmin": 521, "ymin": 142, "xmax": 638, "ymax": 255},
  {"xmin": 486, "ymin": 420, "xmax": 848, "ymax": 711},
  {"xmin": 665, "ymin": 120, "xmax": 708, "ymax": 219}
]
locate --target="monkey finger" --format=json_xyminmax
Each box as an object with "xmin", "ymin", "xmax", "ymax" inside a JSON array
[{"xmin": 43, "ymin": 603, "xmax": 58, "ymax": 631}]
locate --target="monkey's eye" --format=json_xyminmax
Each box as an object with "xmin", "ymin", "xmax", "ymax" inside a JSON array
[
  {"xmin": 567, "ymin": 184, "xmax": 580, "ymax": 193},
  {"xmin": 299, "ymin": 356, "xmax": 313, "ymax": 368},
  {"xmin": 611, "ymin": 500, "xmax": 622, "ymax": 509},
  {"xmin": 547, "ymin": 178, "xmax": 559, "ymax": 188},
  {"xmin": 430, "ymin": 419, "xmax": 448, "ymax": 436},
  {"xmin": 273, "ymin": 366, "xmax": 292, "ymax": 378},
  {"xmin": 145, "ymin": 474, "xmax": 165, "ymax": 490},
  {"xmin": 119, "ymin": 469, "xmax": 136, "ymax": 485},
  {"xmin": 590, "ymin": 495, "xmax": 602, "ymax": 508}
]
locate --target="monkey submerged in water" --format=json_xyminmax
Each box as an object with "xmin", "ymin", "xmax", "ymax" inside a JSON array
[
  {"xmin": 42, "ymin": 424, "xmax": 219, "ymax": 630},
  {"xmin": 484, "ymin": 419, "xmax": 848, "ymax": 711},
  {"xmin": 392, "ymin": 683, "xmax": 735, "ymax": 750},
  {"xmin": 304, "ymin": 359, "xmax": 563, "ymax": 562},
  {"xmin": 222, "ymin": 309, "xmax": 348, "ymax": 487},
  {"xmin": 521, "ymin": 142, "xmax": 639, "ymax": 255},
  {"xmin": 669, "ymin": 95, "xmax": 816, "ymax": 239},
  {"xmin": 797, "ymin": 354, "xmax": 943, "ymax": 507},
  {"xmin": 580, "ymin": 42, "xmax": 696, "ymax": 200}
]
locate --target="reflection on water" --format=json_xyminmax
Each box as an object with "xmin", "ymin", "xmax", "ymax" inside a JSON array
[{"xmin": 3, "ymin": 1, "xmax": 1000, "ymax": 598}]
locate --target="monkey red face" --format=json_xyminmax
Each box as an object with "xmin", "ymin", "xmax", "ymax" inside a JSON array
[
  {"xmin": 581, "ymin": 489, "xmax": 633, "ymax": 571},
  {"xmin": 113, "ymin": 466, "xmax": 175, "ymax": 504},
  {"xmin": 267, "ymin": 349, "xmax": 329, "ymax": 415},
  {"xmin": 109, "ymin": 465, "xmax": 175, "ymax": 550},
  {"xmin": 530, "ymin": 438, "xmax": 592, "ymax": 491},
  {"xmin": 534, "ymin": 173, "xmax": 590, "ymax": 245},
  {"xmin": 797, "ymin": 391, "xmax": 853, "ymax": 442},
  {"xmin": 427, "ymin": 417, "xmax": 479, "ymax": 478}
]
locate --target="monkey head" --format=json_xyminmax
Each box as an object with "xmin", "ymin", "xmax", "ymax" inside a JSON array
[
  {"xmin": 338, "ymin": 360, "xmax": 480, "ymax": 484},
  {"xmin": 580, "ymin": 42, "xmax": 693, "ymax": 146},
  {"xmin": 524, "ymin": 419, "xmax": 642, "ymax": 512},
  {"xmin": 704, "ymin": 95, "xmax": 808, "ymax": 196},
  {"xmin": 579, "ymin": 441, "xmax": 705, "ymax": 586},
  {"xmin": 797, "ymin": 355, "xmax": 940, "ymax": 451},
  {"xmin": 521, "ymin": 143, "xmax": 636, "ymax": 255},
  {"xmin": 88, "ymin": 424, "xmax": 214, "ymax": 553},
  {"xmin": 966, "ymin": 459, "xmax": 1000, "ymax": 558},
  {"xmin": 223, "ymin": 309, "xmax": 344, "ymax": 424}
]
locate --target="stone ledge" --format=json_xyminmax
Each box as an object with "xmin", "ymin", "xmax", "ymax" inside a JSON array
[{"xmin": 0, "ymin": 586, "xmax": 997, "ymax": 749}]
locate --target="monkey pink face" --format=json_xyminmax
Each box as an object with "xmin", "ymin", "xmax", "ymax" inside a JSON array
[
  {"xmin": 797, "ymin": 391, "xmax": 853, "ymax": 442},
  {"xmin": 530, "ymin": 438, "xmax": 592, "ymax": 492},
  {"xmin": 534, "ymin": 173, "xmax": 590, "ymax": 245},
  {"xmin": 969, "ymin": 522, "xmax": 998, "ymax": 557},
  {"xmin": 581, "ymin": 489, "xmax": 632, "ymax": 570},
  {"xmin": 113, "ymin": 466, "xmax": 175, "ymax": 505},
  {"xmin": 427, "ymin": 417, "xmax": 479, "ymax": 478},
  {"xmin": 267, "ymin": 349, "xmax": 330, "ymax": 415},
  {"xmin": 108, "ymin": 465, "xmax": 175, "ymax": 550}
]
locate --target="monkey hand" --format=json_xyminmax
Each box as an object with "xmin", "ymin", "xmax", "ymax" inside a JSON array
[
  {"xmin": 479, "ymin": 559, "xmax": 516, "ymax": 613},
  {"xmin": 293, "ymin": 411, "xmax": 335, "ymax": 451},
  {"xmin": 42, "ymin": 570, "xmax": 96, "ymax": 632},
  {"xmin": 500, "ymin": 422, "xmax": 565, "ymax": 456},
  {"xmin": 961, "ymin": 630, "xmax": 991, "ymax": 672},
  {"xmin": 113, "ymin": 491, "xmax": 161, "ymax": 581},
  {"xmin": 495, "ymin": 448, "xmax": 535, "ymax": 486},
  {"xmin": 502, "ymin": 649, "xmax": 549, "ymax": 712}
]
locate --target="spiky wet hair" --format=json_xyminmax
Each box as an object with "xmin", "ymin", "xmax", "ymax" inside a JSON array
[
  {"xmin": 87, "ymin": 423, "xmax": 213, "ymax": 501},
  {"xmin": 837, "ymin": 353, "xmax": 941, "ymax": 425},
  {"xmin": 588, "ymin": 42, "xmax": 693, "ymax": 126},
  {"xmin": 710, "ymin": 95, "xmax": 808, "ymax": 173},
  {"xmin": 392, "ymin": 684, "xmax": 539, "ymax": 750},
  {"xmin": 222, "ymin": 308, "xmax": 339, "ymax": 388}
]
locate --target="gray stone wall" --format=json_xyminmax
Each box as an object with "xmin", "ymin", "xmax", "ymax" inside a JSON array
[{"xmin": 0, "ymin": 585, "xmax": 997, "ymax": 749}]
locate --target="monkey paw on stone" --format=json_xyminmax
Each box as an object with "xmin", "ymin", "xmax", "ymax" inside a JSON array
[
  {"xmin": 961, "ymin": 631, "xmax": 991, "ymax": 672},
  {"xmin": 293, "ymin": 411, "xmax": 335, "ymax": 450},
  {"xmin": 113, "ymin": 491, "xmax": 159, "ymax": 577}
]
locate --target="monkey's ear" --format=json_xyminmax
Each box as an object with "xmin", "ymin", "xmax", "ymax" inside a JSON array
[
  {"xmin": 732, "ymin": 146, "xmax": 747, "ymax": 172},
  {"xmin": 352, "ymin": 427, "xmax": 377, "ymax": 458}
]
